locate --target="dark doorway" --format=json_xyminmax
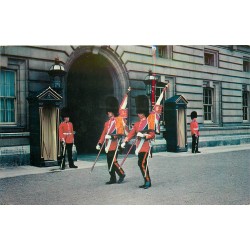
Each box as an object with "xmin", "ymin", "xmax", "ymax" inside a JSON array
[{"xmin": 67, "ymin": 53, "xmax": 114, "ymax": 153}]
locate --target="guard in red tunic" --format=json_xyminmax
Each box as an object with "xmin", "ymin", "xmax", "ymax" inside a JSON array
[
  {"xmin": 121, "ymin": 95, "xmax": 155, "ymax": 189},
  {"xmin": 59, "ymin": 109, "xmax": 78, "ymax": 170},
  {"xmin": 96, "ymin": 96, "xmax": 126, "ymax": 184},
  {"xmin": 190, "ymin": 111, "xmax": 201, "ymax": 153}
]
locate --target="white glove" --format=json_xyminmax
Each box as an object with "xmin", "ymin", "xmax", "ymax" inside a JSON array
[
  {"xmin": 61, "ymin": 139, "xmax": 66, "ymax": 146},
  {"xmin": 96, "ymin": 144, "xmax": 101, "ymax": 150},
  {"xmin": 121, "ymin": 142, "xmax": 126, "ymax": 148},
  {"xmin": 105, "ymin": 134, "xmax": 112, "ymax": 139},
  {"xmin": 137, "ymin": 132, "xmax": 145, "ymax": 138}
]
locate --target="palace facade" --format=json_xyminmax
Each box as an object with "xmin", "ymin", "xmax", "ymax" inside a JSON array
[{"xmin": 1, "ymin": 45, "xmax": 250, "ymax": 165}]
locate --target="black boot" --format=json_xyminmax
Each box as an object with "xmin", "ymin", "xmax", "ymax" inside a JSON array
[
  {"xmin": 105, "ymin": 180, "xmax": 116, "ymax": 184},
  {"xmin": 144, "ymin": 181, "xmax": 151, "ymax": 189},
  {"xmin": 118, "ymin": 174, "xmax": 126, "ymax": 184}
]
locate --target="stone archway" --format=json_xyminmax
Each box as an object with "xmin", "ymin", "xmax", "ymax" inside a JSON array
[{"xmin": 64, "ymin": 46, "xmax": 129, "ymax": 153}]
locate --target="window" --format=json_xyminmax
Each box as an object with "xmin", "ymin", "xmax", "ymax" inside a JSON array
[
  {"xmin": 203, "ymin": 81, "xmax": 222, "ymax": 125},
  {"xmin": 242, "ymin": 91, "xmax": 248, "ymax": 121},
  {"xmin": 157, "ymin": 46, "xmax": 173, "ymax": 59},
  {"xmin": 0, "ymin": 70, "xmax": 16, "ymax": 123},
  {"xmin": 204, "ymin": 49, "xmax": 218, "ymax": 66},
  {"xmin": 158, "ymin": 46, "xmax": 166, "ymax": 58},
  {"xmin": 243, "ymin": 58, "xmax": 250, "ymax": 72},
  {"xmin": 203, "ymin": 87, "xmax": 213, "ymax": 121}
]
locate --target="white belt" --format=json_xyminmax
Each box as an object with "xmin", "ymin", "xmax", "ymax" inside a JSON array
[
  {"xmin": 63, "ymin": 133, "xmax": 72, "ymax": 135},
  {"xmin": 135, "ymin": 138, "xmax": 145, "ymax": 156}
]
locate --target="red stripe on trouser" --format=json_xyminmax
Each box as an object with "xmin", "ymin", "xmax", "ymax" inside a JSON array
[
  {"xmin": 139, "ymin": 152, "xmax": 150, "ymax": 182},
  {"xmin": 107, "ymin": 151, "xmax": 124, "ymax": 178},
  {"xmin": 113, "ymin": 159, "xmax": 125, "ymax": 176}
]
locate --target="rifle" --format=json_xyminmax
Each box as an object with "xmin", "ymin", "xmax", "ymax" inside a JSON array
[{"xmin": 60, "ymin": 142, "xmax": 66, "ymax": 170}]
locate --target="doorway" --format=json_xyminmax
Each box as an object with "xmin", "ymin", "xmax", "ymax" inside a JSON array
[
  {"xmin": 40, "ymin": 106, "xmax": 59, "ymax": 160},
  {"xmin": 67, "ymin": 53, "xmax": 114, "ymax": 153}
]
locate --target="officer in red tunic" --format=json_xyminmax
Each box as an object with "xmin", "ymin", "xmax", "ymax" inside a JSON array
[
  {"xmin": 59, "ymin": 109, "xmax": 78, "ymax": 170},
  {"xmin": 96, "ymin": 97, "xmax": 126, "ymax": 184},
  {"xmin": 121, "ymin": 95, "xmax": 155, "ymax": 189}
]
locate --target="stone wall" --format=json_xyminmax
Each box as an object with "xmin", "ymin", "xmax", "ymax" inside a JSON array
[{"xmin": 1, "ymin": 45, "xmax": 250, "ymax": 165}]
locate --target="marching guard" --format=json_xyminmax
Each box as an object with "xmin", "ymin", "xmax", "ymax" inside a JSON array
[
  {"xmin": 59, "ymin": 108, "xmax": 78, "ymax": 170},
  {"xmin": 121, "ymin": 95, "xmax": 155, "ymax": 189},
  {"xmin": 96, "ymin": 96, "xmax": 126, "ymax": 184}
]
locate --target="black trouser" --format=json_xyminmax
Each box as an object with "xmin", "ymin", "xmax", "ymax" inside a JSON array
[
  {"xmin": 138, "ymin": 152, "xmax": 151, "ymax": 183},
  {"xmin": 192, "ymin": 135, "xmax": 199, "ymax": 153},
  {"xmin": 107, "ymin": 151, "xmax": 125, "ymax": 182},
  {"xmin": 61, "ymin": 143, "xmax": 74, "ymax": 167}
]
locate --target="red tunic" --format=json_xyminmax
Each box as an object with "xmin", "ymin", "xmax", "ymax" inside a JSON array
[
  {"xmin": 59, "ymin": 121, "xmax": 74, "ymax": 144},
  {"xmin": 190, "ymin": 119, "xmax": 200, "ymax": 136},
  {"xmin": 124, "ymin": 118, "xmax": 155, "ymax": 153},
  {"xmin": 98, "ymin": 117, "xmax": 125, "ymax": 152}
]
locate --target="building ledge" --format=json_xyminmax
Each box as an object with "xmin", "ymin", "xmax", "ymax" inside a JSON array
[{"xmin": 0, "ymin": 132, "xmax": 30, "ymax": 138}]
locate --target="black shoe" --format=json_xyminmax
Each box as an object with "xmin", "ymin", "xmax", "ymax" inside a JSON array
[
  {"xmin": 61, "ymin": 166, "xmax": 65, "ymax": 170},
  {"xmin": 69, "ymin": 165, "xmax": 78, "ymax": 168},
  {"xmin": 105, "ymin": 180, "xmax": 116, "ymax": 185},
  {"xmin": 118, "ymin": 174, "xmax": 126, "ymax": 184},
  {"xmin": 195, "ymin": 151, "xmax": 201, "ymax": 153},
  {"xmin": 144, "ymin": 182, "xmax": 151, "ymax": 189},
  {"xmin": 139, "ymin": 184, "xmax": 145, "ymax": 188}
]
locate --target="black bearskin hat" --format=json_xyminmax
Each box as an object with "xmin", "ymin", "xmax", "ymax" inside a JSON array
[
  {"xmin": 105, "ymin": 96, "xmax": 119, "ymax": 116},
  {"xmin": 191, "ymin": 111, "xmax": 197, "ymax": 119},
  {"xmin": 135, "ymin": 95, "xmax": 149, "ymax": 117},
  {"xmin": 61, "ymin": 107, "xmax": 70, "ymax": 118}
]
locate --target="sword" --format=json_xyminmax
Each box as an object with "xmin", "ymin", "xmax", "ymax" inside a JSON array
[
  {"xmin": 119, "ymin": 139, "xmax": 137, "ymax": 168},
  {"xmin": 109, "ymin": 137, "xmax": 122, "ymax": 172},
  {"xmin": 90, "ymin": 142, "xmax": 105, "ymax": 173},
  {"xmin": 91, "ymin": 120, "xmax": 116, "ymax": 173},
  {"xmin": 144, "ymin": 144, "xmax": 152, "ymax": 178}
]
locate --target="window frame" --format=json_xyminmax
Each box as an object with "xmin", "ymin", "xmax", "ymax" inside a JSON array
[
  {"xmin": 202, "ymin": 80, "xmax": 222, "ymax": 126},
  {"xmin": 157, "ymin": 46, "xmax": 173, "ymax": 59},
  {"xmin": 242, "ymin": 90, "xmax": 249, "ymax": 121},
  {"xmin": 243, "ymin": 57, "xmax": 250, "ymax": 72},
  {"xmin": 203, "ymin": 86, "xmax": 214, "ymax": 122},
  {"xmin": 0, "ymin": 69, "xmax": 17, "ymax": 125},
  {"xmin": 204, "ymin": 49, "xmax": 218, "ymax": 67}
]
